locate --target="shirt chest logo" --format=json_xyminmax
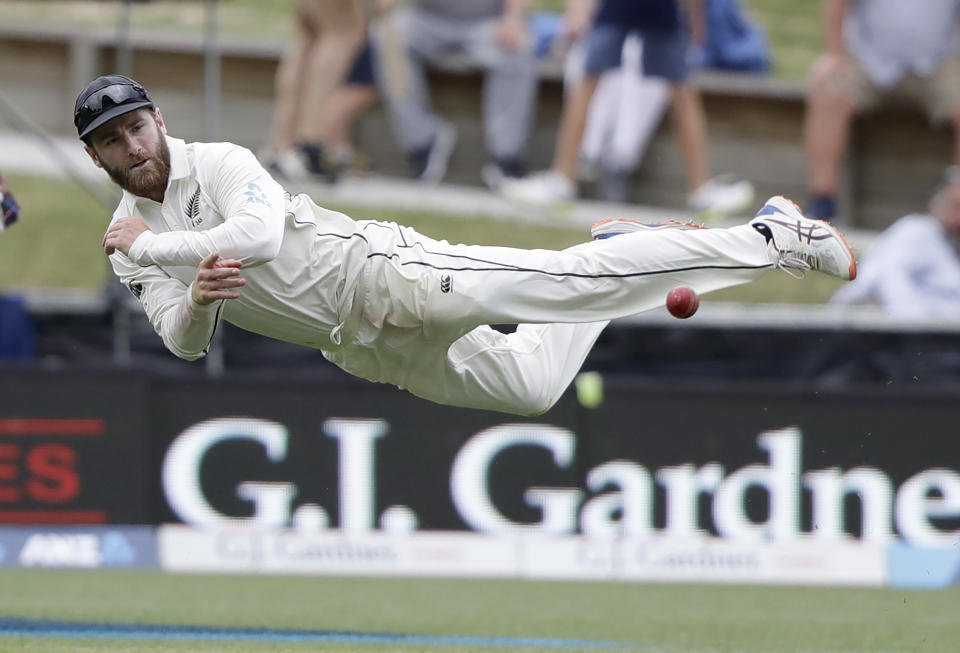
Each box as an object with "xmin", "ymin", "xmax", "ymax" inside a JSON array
[{"xmin": 185, "ymin": 186, "xmax": 203, "ymax": 228}]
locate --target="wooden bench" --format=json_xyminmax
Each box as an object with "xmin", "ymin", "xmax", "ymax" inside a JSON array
[{"xmin": 0, "ymin": 23, "xmax": 950, "ymax": 229}]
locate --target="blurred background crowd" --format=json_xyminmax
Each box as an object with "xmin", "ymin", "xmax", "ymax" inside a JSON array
[{"xmin": 1, "ymin": 0, "xmax": 960, "ymax": 368}]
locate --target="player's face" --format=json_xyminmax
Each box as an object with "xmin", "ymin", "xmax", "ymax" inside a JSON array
[{"xmin": 84, "ymin": 108, "xmax": 170, "ymax": 201}]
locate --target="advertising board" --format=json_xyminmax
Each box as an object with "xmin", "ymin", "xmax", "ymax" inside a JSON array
[
  {"xmin": 151, "ymin": 378, "xmax": 960, "ymax": 551},
  {"xmin": 0, "ymin": 372, "xmax": 148, "ymax": 524},
  {"xmin": 0, "ymin": 525, "xmax": 156, "ymax": 568}
]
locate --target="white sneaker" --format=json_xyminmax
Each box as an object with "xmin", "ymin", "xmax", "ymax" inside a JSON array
[
  {"xmin": 499, "ymin": 170, "xmax": 577, "ymax": 208},
  {"xmin": 749, "ymin": 196, "xmax": 857, "ymax": 280},
  {"xmin": 272, "ymin": 147, "xmax": 310, "ymax": 181},
  {"xmin": 591, "ymin": 217, "xmax": 707, "ymax": 240},
  {"xmin": 688, "ymin": 175, "xmax": 756, "ymax": 218}
]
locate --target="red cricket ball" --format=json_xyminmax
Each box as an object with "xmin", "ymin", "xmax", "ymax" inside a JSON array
[{"xmin": 666, "ymin": 286, "xmax": 700, "ymax": 319}]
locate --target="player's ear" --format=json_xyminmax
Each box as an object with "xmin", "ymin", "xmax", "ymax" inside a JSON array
[
  {"xmin": 83, "ymin": 143, "xmax": 103, "ymax": 169},
  {"xmin": 154, "ymin": 108, "xmax": 167, "ymax": 135}
]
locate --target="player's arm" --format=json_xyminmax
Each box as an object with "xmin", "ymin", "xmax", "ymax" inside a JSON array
[
  {"xmin": 125, "ymin": 145, "xmax": 285, "ymax": 269},
  {"xmin": 112, "ymin": 251, "xmax": 243, "ymax": 361}
]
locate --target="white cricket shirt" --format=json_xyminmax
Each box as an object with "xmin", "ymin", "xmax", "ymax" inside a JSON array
[{"xmin": 109, "ymin": 136, "xmax": 369, "ymax": 359}]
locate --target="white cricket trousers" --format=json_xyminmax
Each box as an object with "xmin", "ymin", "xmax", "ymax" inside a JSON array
[{"xmin": 323, "ymin": 221, "xmax": 774, "ymax": 415}]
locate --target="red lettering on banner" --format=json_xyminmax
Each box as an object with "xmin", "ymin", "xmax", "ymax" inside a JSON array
[
  {"xmin": 0, "ymin": 443, "xmax": 21, "ymax": 503},
  {"xmin": 0, "ymin": 510, "xmax": 106, "ymax": 524},
  {"xmin": 0, "ymin": 419, "xmax": 105, "ymax": 436},
  {"xmin": 27, "ymin": 444, "xmax": 80, "ymax": 503}
]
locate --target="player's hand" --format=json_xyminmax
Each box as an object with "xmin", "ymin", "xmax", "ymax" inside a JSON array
[
  {"xmin": 103, "ymin": 216, "xmax": 150, "ymax": 256},
  {"xmin": 191, "ymin": 252, "xmax": 245, "ymax": 305}
]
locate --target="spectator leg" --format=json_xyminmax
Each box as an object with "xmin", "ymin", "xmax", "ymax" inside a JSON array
[
  {"xmin": 294, "ymin": 0, "xmax": 367, "ymax": 144},
  {"xmin": 316, "ymin": 85, "xmax": 379, "ymax": 154},
  {"xmin": 464, "ymin": 20, "xmax": 539, "ymax": 162},
  {"xmin": 804, "ymin": 63, "xmax": 857, "ymax": 197},
  {"xmin": 268, "ymin": 17, "xmax": 314, "ymax": 152},
  {"xmin": 373, "ymin": 8, "xmax": 451, "ymax": 152},
  {"xmin": 551, "ymin": 75, "xmax": 600, "ymax": 180},
  {"xmin": 669, "ymin": 83, "xmax": 710, "ymax": 191}
]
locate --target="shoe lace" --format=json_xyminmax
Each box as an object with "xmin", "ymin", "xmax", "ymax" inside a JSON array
[{"xmin": 775, "ymin": 250, "xmax": 813, "ymax": 279}]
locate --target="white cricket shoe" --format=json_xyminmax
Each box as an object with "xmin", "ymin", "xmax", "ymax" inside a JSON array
[
  {"xmin": 263, "ymin": 147, "xmax": 310, "ymax": 180},
  {"xmin": 688, "ymin": 175, "xmax": 756, "ymax": 218},
  {"xmin": 749, "ymin": 196, "xmax": 857, "ymax": 280},
  {"xmin": 499, "ymin": 170, "xmax": 576, "ymax": 208},
  {"xmin": 591, "ymin": 217, "xmax": 707, "ymax": 240}
]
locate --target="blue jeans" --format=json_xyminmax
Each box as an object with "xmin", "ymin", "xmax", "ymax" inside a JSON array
[{"xmin": 584, "ymin": 24, "xmax": 690, "ymax": 82}]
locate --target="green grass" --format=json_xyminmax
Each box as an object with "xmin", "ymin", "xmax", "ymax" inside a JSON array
[
  {"xmin": 0, "ymin": 173, "xmax": 845, "ymax": 303},
  {"xmin": 741, "ymin": 0, "xmax": 821, "ymax": 80},
  {"xmin": 0, "ymin": 174, "xmax": 115, "ymax": 290},
  {"xmin": 0, "ymin": 569, "xmax": 957, "ymax": 652}
]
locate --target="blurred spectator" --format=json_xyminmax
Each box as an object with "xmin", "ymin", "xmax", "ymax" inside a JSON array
[
  {"xmin": 0, "ymin": 172, "xmax": 19, "ymax": 231},
  {"xmin": 0, "ymin": 295, "xmax": 33, "ymax": 360},
  {"xmin": 499, "ymin": 0, "xmax": 755, "ymax": 217},
  {"xmin": 262, "ymin": 0, "xmax": 368, "ymax": 182},
  {"xmin": 689, "ymin": 0, "xmax": 770, "ymax": 73},
  {"xmin": 371, "ymin": 0, "xmax": 538, "ymax": 185},
  {"xmin": 314, "ymin": 42, "xmax": 380, "ymax": 177},
  {"xmin": 572, "ymin": 0, "xmax": 769, "ymax": 202},
  {"xmin": 804, "ymin": 0, "xmax": 960, "ymax": 222},
  {"xmin": 573, "ymin": 34, "xmax": 673, "ymax": 202},
  {"xmin": 831, "ymin": 168, "xmax": 960, "ymax": 318}
]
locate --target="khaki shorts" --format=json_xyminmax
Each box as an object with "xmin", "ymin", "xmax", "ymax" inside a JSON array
[{"xmin": 831, "ymin": 54, "xmax": 960, "ymax": 122}]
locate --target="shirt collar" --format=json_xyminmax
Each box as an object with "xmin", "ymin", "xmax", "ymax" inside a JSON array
[{"xmin": 165, "ymin": 135, "xmax": 189, "ymax": 182}]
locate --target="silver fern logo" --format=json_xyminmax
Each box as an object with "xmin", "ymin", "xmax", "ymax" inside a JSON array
[
  {"xmin": 127, "ymin": 281, "xmax": 144, "ymax": 300},
  {"xmin": 440, "ymin": 274, "xmax": 452, "ymax": 293},
  {"xmin": 186, "ymin": 186, "xmax": 202, "ymax": 227}
]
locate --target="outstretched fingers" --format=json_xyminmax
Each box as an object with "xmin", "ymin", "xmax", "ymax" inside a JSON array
[{"xmin": 192, "ymin": 252, "xmax": 245, "ymax": 305}]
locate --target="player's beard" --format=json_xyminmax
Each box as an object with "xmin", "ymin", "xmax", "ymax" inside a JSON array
[{"xmin": 101, "ymin": 136, "xmax": 171, "ymax": 199}]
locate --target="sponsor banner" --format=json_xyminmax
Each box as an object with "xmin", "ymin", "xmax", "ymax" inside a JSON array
[
  {"xmin": 520, "ymin": 537, "xmax": 885, "ymax": 586},
  {"xmin": 0, "ymin": 372, "xmax": 148, "ymax": 524},
  {"xmin": 617, "ymin": 538, "xmax": 885, "ymax": 586},
  {"xmin": 6, "ymin": 370, "xmax": 960, "ymax": 591},
  {"xmin": 148, "ymin": 381, "xmax": 579, "ymax": 532},
  {"xmin": 158, "ymin": 525, "xmax": 519, "ymax": 577},
  {"xmin": 158, "ymin": 526, "xmax": 885, "ymax": 586},
  {"xmin": 151, "ymin": 380, "xmax": 960, "ymax": 551},
  {"xmin": 0, "ymin": 526, "xmax": 157, "ymax": 568},
  {"xmin": 886, "ymin": 542, "xmax": 960, "ymax": 589}
]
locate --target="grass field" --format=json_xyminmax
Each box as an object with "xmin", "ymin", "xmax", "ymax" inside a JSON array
[{"xmin": 0, "ymin": 569, "xmax": 957, "ymax": 652}]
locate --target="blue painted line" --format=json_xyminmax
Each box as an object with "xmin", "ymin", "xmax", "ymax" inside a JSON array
[{"xmin": 0, "ymin": 618, "xmax": 625, "ymax": 649}]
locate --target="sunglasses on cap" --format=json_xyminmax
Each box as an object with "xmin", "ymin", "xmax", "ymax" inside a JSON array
[{"xmin": 74, "ymin": 79, "xmax": 154, "ymax": 138}]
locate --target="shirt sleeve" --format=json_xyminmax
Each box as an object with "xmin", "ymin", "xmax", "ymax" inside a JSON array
[
  {"xmin": 110, "ymin": 252, "xmax": 223, "ymax": 361},
  {"xmin": 126, "ymin": 144, "xmax": 285, "ymax": 269}
]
